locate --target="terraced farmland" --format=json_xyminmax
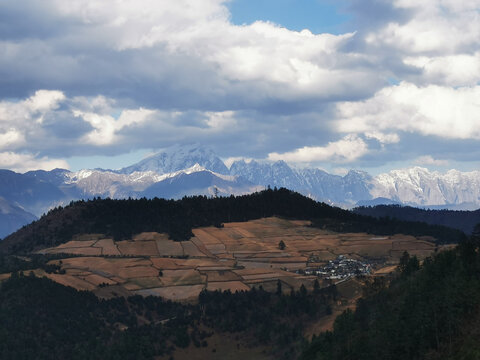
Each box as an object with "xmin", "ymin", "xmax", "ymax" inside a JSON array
[{"xmin": 25, "ymin": 217, "xmax": 443, "ymax": 300}]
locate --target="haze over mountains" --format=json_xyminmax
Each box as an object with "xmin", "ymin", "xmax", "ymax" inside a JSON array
[{"xmin": 1, "ymin": 143, "xmax": 480, "ymax": 238}]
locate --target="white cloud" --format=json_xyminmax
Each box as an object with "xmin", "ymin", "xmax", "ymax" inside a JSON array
[
  {"xmin": 0, "ymin": 129, "xmax": 25, "ymax": 150},
  {"xmin": 364, "ymin": 0, "xmax": 480, "ymax": 88},
  {"xmin": 0, "ymin": 1, "xmax": 479, "ymax": 171},
  {"xmin": 0, "ymin": 0, "xmax": 382, "ymax": 109},
  {"xmin": 367, "ymin": 0, "xmax": 480, "ymax": 54},
  {"xmin": 0, "ymin": 90, "xmax": 66, "ymax": 125},
  {"xmin": 204, "ymin": 111, "xmax": 237, "ymax": 131},
  {"xmin": 336, "ymin": 82, "xmax": 480, "ymax": 140},
  {"xmin": 414, "ymin": 155, "xmax": 449, "ymax": 166},
  {"xmin": 0, "ymin": 152, "xmax": 69, "ymax": 173},
  {"xmin": 403, "ymin": 53, "xmax": 480, "ymax": 87},
  {"xmin": 223, "ymin": 157, "xmax": 253, "ymax": 168},
  {"xmin": 75, "ymin": 108, "xmax": 156, "ymax": 146},
  {"xmin": 268, "ymin": 135, "xmax": 368, "ymax": 164},
  {"xmin": 365, "ymin": 131, "xmax": 400, "ymax": 144},
  {"xmin": 332, "ymin": 167, "xmax": 349, "ymax": 176},
  {"xmin": 25, "ymin": 90, "xmax": 65, "ymax": 114}
]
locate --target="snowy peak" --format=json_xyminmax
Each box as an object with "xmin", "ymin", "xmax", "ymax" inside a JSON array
[
  {"xmin": 372, "ymin": 167, "xmax": 480, "ymax": 207},
  {"xmin": 119, "ymin": 143, "xmax": 229, "ymax": 175}
]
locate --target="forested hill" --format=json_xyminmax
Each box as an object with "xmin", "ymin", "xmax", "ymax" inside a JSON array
[
  {"xmin": 354, "ymin": 205, "xmax": 480, "ymax": 234},
  {"xmin": 300, "ymin": 239, "xmax": 480, "ymax": 360},
  {"xmin": 0, "ymin": 188, "xmax": 466, "ymax": 254}
]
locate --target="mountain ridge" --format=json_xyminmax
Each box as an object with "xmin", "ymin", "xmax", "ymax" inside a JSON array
[{"xmin": 1, "ymin": 144, "xmax": 480, "ymax": 238}]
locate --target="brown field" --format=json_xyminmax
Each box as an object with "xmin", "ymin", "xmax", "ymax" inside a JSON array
[
  {"xmin": 72, "ymin": 234, "xmax": 105, "ymax": 241},
  {"xmin": 117, "ymin": 240, "xmax": 159, "ymax": 256},
  {"xmin": 374, "ymin": 265, "xmax": 399, "ymax": 275},
  {"xmin": 392, "ymin": 240, "xmax": 435, "ymax": 251},
  {"xmin": 83, "ymin": 273, "xmax": 118, "ymax": 286},
  {"xmin": 44, "ymin": 273, "xmax": 96, "ymax": 291},
  {"xmin": 22, "ymin": 217, "xmax": 443, "ymax": 301},
  {"xmin": 207, "ymin": 281, "xmax": 250, "ymax": 292},
  {"xmin": 236, "ymin": 261, "xmax": 277, "ymax": 269},
  {"xmin": 192, "ymin": 229, "xmax": 222, "ymax": 244},
  {"xmin": 181, "ymin": 241, "xmax": 206, "ymax": 257},
  {"xmin": 279, "ymin": 276, "xmax": 317, "ymax": 291},
  {"xmin": 93, "ymin": 239, "xmax": 121, "ymax": 256},
  {"xmin": 190, "ymin": 237, "xmax": 215, "ymax": 257},
  {"xmin": 116, "ymin": 265, "xmax": 159, "ymax": 279},
  {"xmin": 54, "ymin": 247, "xmax": 103, "ymax": 256},
  {"xmin": 136, "ymin": 284, "xmax": 205, "ymax": 301},
  {"xmin": 201, "ymin": 270, "xmax": 242, "ymax": 282},
  {"xmin": 128, "ymin": 276, "xmax": 163, "ymax": 289},
  {"xmin": 155, "ymin": 239, "xmax": 184, "ymax": 256},
  {"xmin": 160, "ymin": 269, "xmax": 205, "ymax": 286},
  {"xmin": 150, "ymin": 257, "xmax": 184, "ymax": 270},
  {"xmin": 133, "ymin": 232, "xmax": 169, "ymax": 241},
  {"xmin": 56, "ymin": 240, "xmax": 98, "ymax": 249}
]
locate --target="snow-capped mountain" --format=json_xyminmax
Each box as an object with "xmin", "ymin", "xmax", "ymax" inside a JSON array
[
  {"xmin": 119, "ymin": 143, "xmax": 229, "ymax": 175},
  {"xmin": 371, "ymin": 167, "xmax": 480, "ymax": 208},
  {"xmin": 230, "ymin": 160, "xmax": 374, "ymax": 205},
  {"xmin": 230, "ymin": 160, "xmax": 304, "ymax": 190},
  {"xmin": 2, "ymin": 144, "xmax": 480, "ymax": 238}
]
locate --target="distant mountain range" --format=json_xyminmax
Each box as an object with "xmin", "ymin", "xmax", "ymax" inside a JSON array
[{"xmin": 1, "ymin": 143, "xmax": 480, "ymax": 238}]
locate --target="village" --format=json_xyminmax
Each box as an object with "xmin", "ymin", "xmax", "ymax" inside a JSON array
[{"xmin": 297, "ymin": 255, "xmax": 372, "ymax": 281}]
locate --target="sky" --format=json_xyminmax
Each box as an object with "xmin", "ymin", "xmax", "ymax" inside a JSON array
[{"xmin": 0, "ymin": 0, "xmax": 479, "ymax": 174}]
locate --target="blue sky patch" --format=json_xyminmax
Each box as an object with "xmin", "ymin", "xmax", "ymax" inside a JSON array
[{"xmin": 227, "ymin": 0, "xmax": 350, "ymax": 34}]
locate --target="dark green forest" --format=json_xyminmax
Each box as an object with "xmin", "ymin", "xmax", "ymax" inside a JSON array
[
  {"xmin": 0, "ymin": 272, "xmax": 336, "ymax": 360},
  {"xmin": 354, "ymin": 204, "xmax": 480, "ymax": 234},
  {"xmin": 0, "ymin": 188, "xmax": 465, "ymax": 254}
]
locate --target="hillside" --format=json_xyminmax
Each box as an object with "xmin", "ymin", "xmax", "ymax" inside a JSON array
[
  {"xmin": 300, "ymin": 240, "xmax": 480, "ymax": 360},
  {"xmin": 0, "ymin": 188, "xmax": 477, "ymax": 359},
  {"xmin": 0, "ymin": 189, "xmax": 466, "ymax": 254}
]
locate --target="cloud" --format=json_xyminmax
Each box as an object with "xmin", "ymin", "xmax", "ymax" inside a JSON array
[
  {"xmin": 336, "ymin": 82, "xmax": 480, "ymax": 140},
  {"xmin": 414, "ymin": 155, "xmax": 449, "ymax": 166},
  {"xmin": 268, "ymin": 135, "xmax": 368, "ymax": 163},
  {"xmin": 75, "ymin": 108, "xmax": 156, "ymax": 146},
  {"xmin": 0, "ymin": 152, "xmax": 69, "ymax": 173},
  {"xmin": 403, "ymin": 53, "xmax": 480, "ymax": 87},
  {"xmin": 204, "ymin": 111, "xmax": 238, "ymax": 131},
  {"xmin": 366, "ymin": 0, "xmax": 480, "ymax": 54},
  {"xmin": 360, "ymin": 0, "xmax": 480, "ymax": 88},
  {"xmin": 365, "ymin": 131, "xmax": 400, "ymax": 144},
  {"xmin": 0, "ymin": 0, "xmax": 383, "ymax": 111},
  {"xmin": 0, "ymin": 1, "xmax": 479, "ymax": 172},
  {"xmin": 223, "ymin": 157, "xmax": 254, "ymax": 168}
]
